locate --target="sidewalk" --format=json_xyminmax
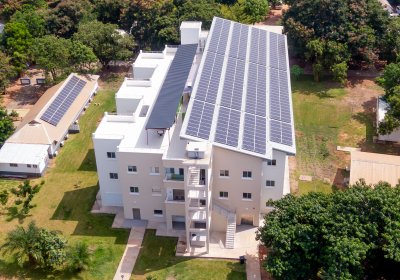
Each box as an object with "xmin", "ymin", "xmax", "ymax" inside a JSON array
[
  {"xmin": 246, "ymin": 254, "xmax": 261, "ymax": 280},
  {"xmin": 113, "ymin": 224, "xmax": 147, "ymax": 280}
]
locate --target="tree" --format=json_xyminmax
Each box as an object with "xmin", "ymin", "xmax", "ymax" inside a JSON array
[
  {"xmin": 67, "ymin": 242, "xmax": 90, "ymax": 271},
  {"xmin": 331, "ymin": 61, "xmax": 348, "ymax": 85},
  {"xmin": 178, "ymin": 0, "xmax": 222, "ymax": 30},
  {"xmin": 94, "ymin": 0, "xmax": 128, "ymax": 24},
  {"xmin": 0, "ymin": 52, "xmax": 15, "ymax": 94},
  {"xmin": 69, "ymin": 41, "xmax": 98, "ymax": 72},
  {"xmin": 0, "ymin": 106, "xmax": 15, "ymax": 146},
  {"xmin": 9, "ymin": 5, "xmax": 46, "ymax": 38},
  {"xmin": 74, "ymin": 20, "xmax": 135, "ymax": 67},
  {"xmin": 11, "ymin": 180, "xmax": 42, "ymax": 214},
  {"xmin": 46, "ymin": 0, "xmax": 94, "ymax": 38},
  {"xmin": 382, "ymin": 17, "xmax": 400, "ymax": 63},
  {"xmin": 2, "ymin": 21, "xmax": 33, "ymax": 73},
  {"xmin": 256, "ymin": 181, "xmax": 400, "ymax": 280},
  {"xmin": 222, "ymin": 0, "xmax": 269, "ymax": 24},
  {"xmin": 1, "ymin": 221, "xmax": 67, "ymax": 268},
  {"xmin": 282, "ymin": 0, "xmax": 389, "ymax": 68},
  {"xmin": 31, "ymin": 35, "xmax": 71, "ymax": 80}
]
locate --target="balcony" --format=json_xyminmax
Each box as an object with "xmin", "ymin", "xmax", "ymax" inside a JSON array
[
  {"xmin": 189, "ymin": 198, "xmax": 207, "ymax": 208},
  {"xmin": 165, "ymin": 189, "xmax": 185, "ymax": 203},
  {"xmin": 165, "ymin": 173, "xmax": 184, "ymax": 181}
]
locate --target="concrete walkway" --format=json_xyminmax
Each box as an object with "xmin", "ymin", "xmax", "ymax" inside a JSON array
[
  {"xmin": 246, "ymin": 254, "xmax": 261, "ymax": 280},
  {"xmin": 113, "ymin": 224, "xmax": 146, "ymax": 280}
]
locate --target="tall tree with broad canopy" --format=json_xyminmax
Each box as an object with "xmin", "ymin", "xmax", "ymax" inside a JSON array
[
  {"xmin": 282, "ymin": 0, "xmax": 390, "ymax": 67},
  {"xmin": 0, "ymin": 52, "xmax": 15, "ymax": 94},
  {"xmin": 74, "ymin": 20, "xmax": 135, "ymax": 68},
  {"xmin": 256, "ymin": 180, "xmax": 400, "ymax": 280},
  {"xmin": 222, "ymin": 0, "xmax": 269, "ymax": 25}
]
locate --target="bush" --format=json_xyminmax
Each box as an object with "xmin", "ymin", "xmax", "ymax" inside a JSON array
[
  {"xmin": 67, "ymin": 242, "xmax": 90, "ymax": 271},
  {"xmin": 290, "ymin": 65, "xmax": 304, "ymax": 80},
  {"xmin": 331, "ymin": 61, "xmax": 348, "ymax": 85}
]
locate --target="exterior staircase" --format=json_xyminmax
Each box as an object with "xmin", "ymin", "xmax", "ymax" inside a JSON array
[
  {"xmin": 213, "ymin": 201, "xmax": 236, "ymax": 249},
  {"xmin": 188, "ymin": 167, "xmax": 200, "ymax": 186}
]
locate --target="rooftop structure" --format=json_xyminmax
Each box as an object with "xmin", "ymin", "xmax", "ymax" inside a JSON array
[
  {"xmin": 93, "ymin": 18, "xmax": 294, "ymax": 256},
  {"xmin": 350, "ymin": 151, "xmax": 400, "ymax": 186},
  {"xmin": 180, "ymin": 17, "xmax": 295, "ymax": 160},
  {"xmin": 0, "ymin": 73, "xmax": 98, "ymax": 177}
]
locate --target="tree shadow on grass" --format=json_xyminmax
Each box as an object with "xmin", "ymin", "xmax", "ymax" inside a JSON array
[
  {"xmin": 78, "ymin": 149, "xmax": 97, "ymax": 172},
  {"xmin": 226, "ymin": 262, "xmax": 247, "ymax": 280},
  {"xmin": 50, "ymin": 184, "xmax": 128, "ymax": 244},
  {"xmin": 5, "ymin": 206, "xmax": 32, "ymax": 223}
]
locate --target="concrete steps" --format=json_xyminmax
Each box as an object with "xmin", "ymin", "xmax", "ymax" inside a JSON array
[
  {"xmin": 213, "ymin": 201, "xmax": 236, "ymax": 249},
  {"xmin": 188, "ymin": 167, "xmax": 200, "ymax": 186}
]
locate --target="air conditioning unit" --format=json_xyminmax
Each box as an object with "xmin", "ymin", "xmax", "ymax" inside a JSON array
[{"xmin": 186, "ymin": 142, "xmax": 207, "ymax": 159}]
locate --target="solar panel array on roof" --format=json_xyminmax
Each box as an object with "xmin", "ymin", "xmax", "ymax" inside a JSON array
[
  {"xmin": 40, "ymin": 76, "xmax": 87, "ymax": 126},
  {"xmin": 146, "ymin": 44, "xmax": 198, "ymax": 129},
  {"xmin": 183, "ymin": 17, "xmax": 295, "ymax": 158}
]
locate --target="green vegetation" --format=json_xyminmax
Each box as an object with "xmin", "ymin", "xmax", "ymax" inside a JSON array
[
  {"xmin": 0, "ymin": 76, "xmax": 130, "ymax": 279},
  {"xmin": 377, "ymin": 62, "xmax": 400, "ymax": 135},
  {"xmin": 283, "ymin": 0, "xmax": 392, "ymax": 76},
  {"xmin": 0, "ymin": 106, "xmax": 15, "ymax": 146},
  {"xmin": 257, "ymin": 181, "xmax": 400, "ymax": 279},
  {"xmin": 297, "ymin": 180, "xmax": 333, "ymax": 196},
  {"xmin": 132, "ymin": 229, "xmax": 246, "ymax": 280},
  {"xmin": 221, "ymin": 0, "xmax": 269, "ymax": 25}
]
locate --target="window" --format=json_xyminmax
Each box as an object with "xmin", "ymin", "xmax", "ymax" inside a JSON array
[
  {"xmin": 127, "ymin": 165, "xmax": 137, "ymax": 173},
  {"xmin": 154, "ymin": 209, "xmax": 163, "ymax": 216},
  {"xmin": 266, "ymin": 180, "xmax": 275, "ymax": 187},
  {"xmin": 27, "ymin": 164, "xmax": 32, "ymax": 168},
  {"xmin": 242, "ymin": 171, "xmax": 252, "ymax": 178},
  {"xmin": 242, "ymin": 192, "xmax": 252, "ymax": 200},
  {"xmin": 33, "ymin": 164, "xmax": 38, "ymax": 168},
  {"xmin": 130, "ymin": 186, "xmax": 139, "ymax": 194},
  {"xmin": 150, "ymin": 166, "xmax": 160, "ymax": 174},
  {"xmin": 109, "ymin": 173, "xmax": 118, "ymax": 179},
  {"xmin": 219, "ymin": 170, "xmax": 229, "ymax": 177},
  {"xmin": 219, "ymin": 191, "xmax": 228, "ymax": 198},
  {"xmin": 9, "ymin": 163, "xmax": 18, "ymax": 167},
  {"xmin": 152, "ymin": 187, "xmax": 162, "ymax": 196},
  {"xmin": 107, "ymin": 152, "xmax": 116, "ymax": 158},
  {"xmin": 267, "ymin": 159, "xmax": 276, "ymax": 166}
]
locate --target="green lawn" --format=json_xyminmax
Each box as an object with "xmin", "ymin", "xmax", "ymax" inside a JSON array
[
  {"xmin": 132, "ymin": 230, "xmax": 246, "ymax": 280},
  {"xmin": 297, "ymin": 180, "xmax": 334, "ymax": 196},
  {"xmin": 0, "ymin": 74, "xmax": 130, "ymax": 279}
]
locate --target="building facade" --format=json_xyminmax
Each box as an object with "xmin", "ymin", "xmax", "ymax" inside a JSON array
[{"xmin": 93, "ymin": 18, "xmax": 295, "ymax": 252}]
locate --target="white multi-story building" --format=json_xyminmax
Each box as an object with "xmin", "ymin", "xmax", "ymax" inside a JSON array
[{"xmin": 93, "ymin": 18, "xmax": 295, "ymax": 253}]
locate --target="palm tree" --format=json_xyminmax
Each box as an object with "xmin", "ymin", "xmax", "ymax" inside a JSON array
[{"xmin": 1, "ymin": 221, "xmax": 43, "ymax": 266}]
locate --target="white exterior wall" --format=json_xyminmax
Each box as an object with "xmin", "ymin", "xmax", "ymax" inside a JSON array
[
  {"xmin": 211, "ymin": 147, "xmax": 262, "ymax": 226},
  {"xmin": 116, "ymin": 98, "xmax": 141, "ymax": 116},
  {"xmin": 0, "ymin": 160, "xmax": 46, "ymax": 176},
  {"xmin": 117, "ymin": 151, "xmax": 166, "ymax": 221},
  {"xmin": 180, "ymin": 23, "xmax": 201, "ymax": 45},
  {"xmin": 260, "ymin": 150, "xmax": 288, "ymax": 213},
  {"xmin": 93, "ymin": 137, "xmax": 123, "ymax": 206}
]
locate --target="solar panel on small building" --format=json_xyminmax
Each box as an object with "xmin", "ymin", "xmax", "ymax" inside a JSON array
[
  {"xmin": 182, "ymin": 17, "xmax": 295, "ymax": 158},
  {"xmin": 40, "ymin": 76, "xmax": 87, "ymax": 126}
]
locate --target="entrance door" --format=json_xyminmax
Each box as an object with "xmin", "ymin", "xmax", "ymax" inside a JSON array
[
  {"xmin": 241, "ymin": 215, "xmax": 253, "ymax": 225},
  {"xmin": 132, "ymin": 208, "xmax": 141, "ymax": 220}
]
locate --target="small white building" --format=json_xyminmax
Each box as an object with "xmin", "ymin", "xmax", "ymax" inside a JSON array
[
  {"xmin": 0, "ymin": 73, "xmax": 99, "ymax": 177},
  {"xmin": 376, "ymin": 97, "xmax": 400, "ymax": 142},
  {"xmin": 93, "ymin": 18, "xmax": 295, "ymax": 254}
]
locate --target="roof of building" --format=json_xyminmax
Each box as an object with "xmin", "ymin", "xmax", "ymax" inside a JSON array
[
  {"xmin": 180, "ymin": 21, "xmax": 202, "ymax": 29},
  {"xmin": 146, "ymin": 44, "xmax": 198, "ymax": 130},
  {"xmin": 350, "ymin": 151, "xmax": 400, "ymax": 186},
  {"xmin": 0, "ymin": 143, "xmax": 49, "ymax": 164},
  {"xmin": 180, "ymin": 17, "xmax": 295, "ymax": 160},
  {"xmin": 7, "ymin": 73, "xmax": 98, "ymax": 145}
]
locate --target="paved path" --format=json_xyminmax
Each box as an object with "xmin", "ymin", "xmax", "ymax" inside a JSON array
[
  {"xmin": 246, "ymin": 254, "xmax": 261, "ymax": 280},
  {"xmin": 113, "ymin": 225, "xmax": 146, "ymax": 280}
]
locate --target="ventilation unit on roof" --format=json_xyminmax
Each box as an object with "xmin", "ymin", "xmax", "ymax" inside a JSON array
[{"xmin": 186, "ymin": 142, "xmax": 206, "ymax": 159}]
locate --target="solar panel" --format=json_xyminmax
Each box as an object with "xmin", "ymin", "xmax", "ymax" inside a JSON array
[
  {"xmin": 269, "ymin": 119, "xmax": 293, "ymax": 146},
  {"xmin": 220, "ymin": 59, "xmax": 245, "ymax": 110},
  {"xmin": 186, "ymin": 99, "xmax": 215, "ymax": 140},
  {"xmin": 208, "ymin": 18, "xmax": 231, "ymax": 55},
  {"xmin": 229, "ymin": 23, "xmax": 249, "ymax": 60},
  {"xmin": 242, "ymin": 114, "xmax": 266, "ymax": 154},
  {"xmin": 40, "ymin": 76, "xmax": 87, "ymax": 126},
  {"xmin": 215, "ymin": 107, "xmax": 241, "ymax": 147},
  {"xmin": 196, "ymin": 53, "xmax": 224, "ymax": 103},
  {"xmin": 245, "ymin": 63, "xmax": 266, "ymax": 117}
]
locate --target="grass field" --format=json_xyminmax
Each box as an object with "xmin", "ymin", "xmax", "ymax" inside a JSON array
[
  {"xmin": 132, "ymin": 230, "xmax": 246, "ymax": 280},
  {"xmin": 0, "ymin": 74, "xmax": 130, "ymax": 279}
]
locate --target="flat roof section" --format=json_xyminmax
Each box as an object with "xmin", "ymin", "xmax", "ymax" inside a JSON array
[
  {"xmin": 0, "ymin": 143, "xmax": 49, "ymax": 165},
  {"xmin": 145, "ymin": 44, "xmax": 198, "ymax": 130}
]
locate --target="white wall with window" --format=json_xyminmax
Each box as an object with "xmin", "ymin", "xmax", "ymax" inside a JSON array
[{"xmin": 127, "ymin": 165, "xmax": 137, "ymax": 173}]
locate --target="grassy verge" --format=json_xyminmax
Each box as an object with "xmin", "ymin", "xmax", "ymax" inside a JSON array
[
  {"xmin": 0, "ymin": 74, "xmax": 130, "ymax": 279},
  {"xmin": 297, "ymin": 181, "xmax": 334, "ymax": 196},
  {"xmin": 132, "ymin": 230, "xmax": 246, "ymax": 280}
]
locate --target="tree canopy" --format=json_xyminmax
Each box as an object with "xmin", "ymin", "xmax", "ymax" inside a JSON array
[
  {"xmin": 377, "ymin": 62, "xmax": 400, "ymax": 135},
  {"xmin": 222, "ymin": 0, "xmax": 269, "ymax": 25},
  {"xmin": 282, "ymin": 0, "xmax": 391, "ymax": 74},
  {"xmin": 0, "ymin": 106, "xmax": 15, "ymax": 147},
  {"xmin": 256, "ymin": 180, "xmax": 400, "ymax": 280}
]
